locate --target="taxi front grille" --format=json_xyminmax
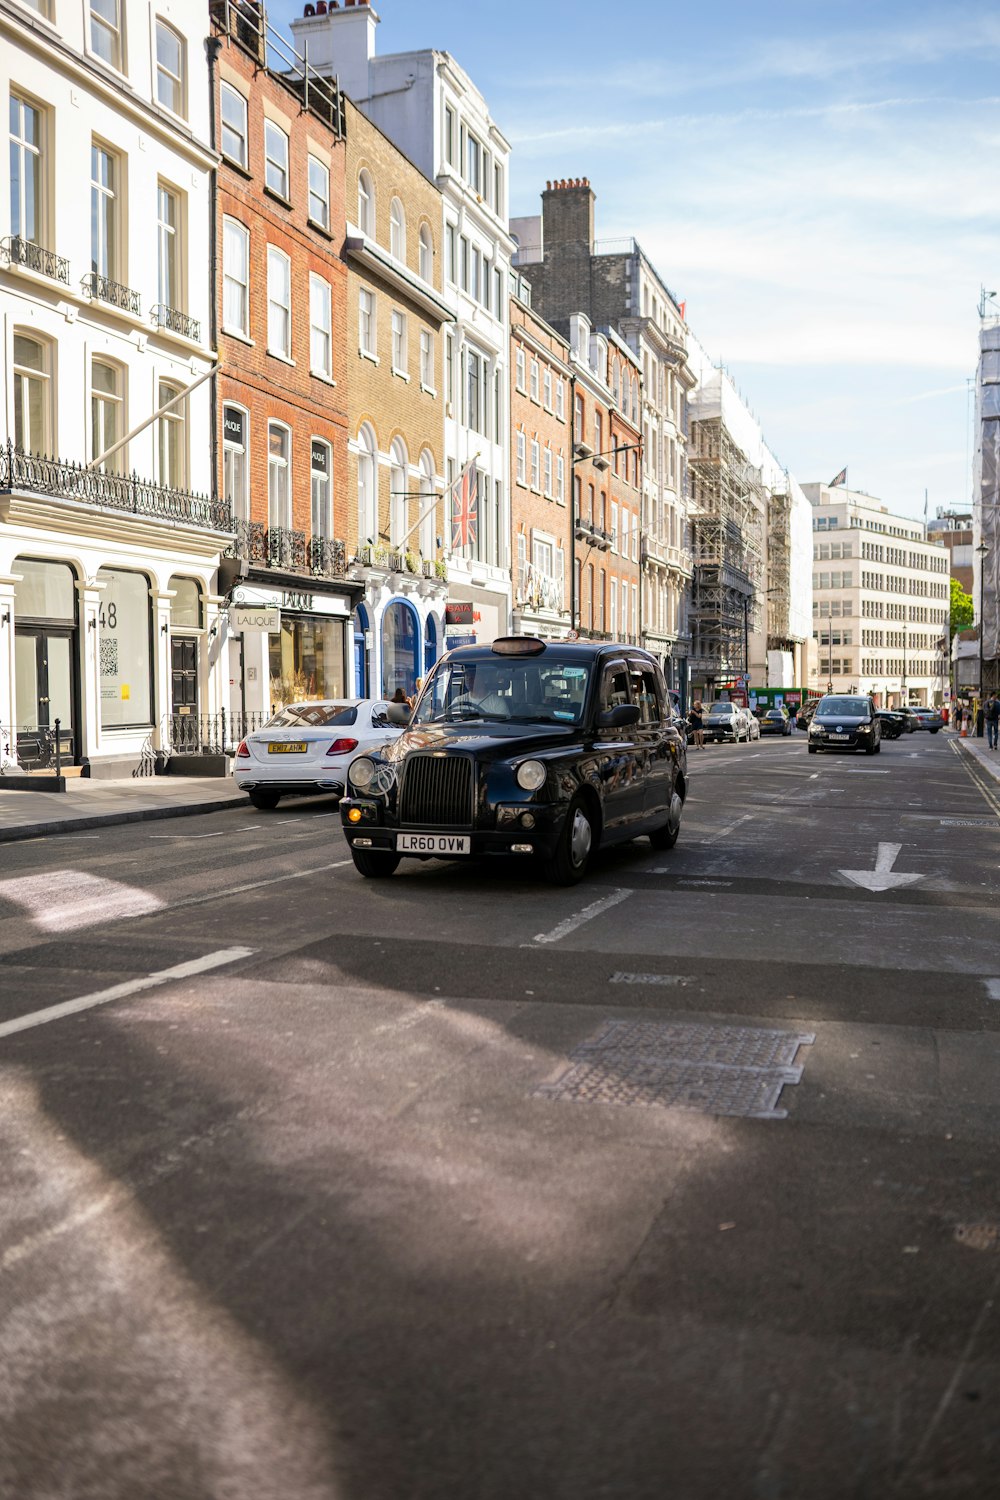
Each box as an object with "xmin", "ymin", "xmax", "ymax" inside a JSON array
[{"xmin": 398, "ymin": 753, "xmax": 474, "ymax": 827}]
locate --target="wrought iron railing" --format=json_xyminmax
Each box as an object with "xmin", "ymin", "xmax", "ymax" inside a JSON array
[
  {"xmin": 81, "ymin": 271, "xmax": 141, "ymax": 315},
  {"xmin": 152, "ymin": 304, "xmax": 201, "ymax": 341},
  {"xmin": 226, "ymin": 517, "xmax": 267, "ymax": 565},
  {"xmin": 209, "ymin": 0, "xmax": 346, "ymax": 138},
  {"xmin": 0, "ymin": 718, "xmax": 68, "ymax": 774},
  {"xmin": 166, "ymin": 708, "xmax": 268, "ymax": 755},
  {"xmin": 1, "ymin": 234, "xmax": 69, "ymax": 285},
  {"xmin": 226, "ymin": 519, "xmax": 348, "ymax": 580},
  {"xmin": 1, "ymin": 443, "xmax": 231, "ymax": 531},
  {"xmin": 309, "ymin": 536, "xmax": 346, "ymax": 578},
  {"xmin": 267, "ymin": 526, "xmax": 306, "ymax": 571}
]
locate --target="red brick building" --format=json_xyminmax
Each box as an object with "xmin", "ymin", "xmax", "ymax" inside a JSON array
[
  {"xmin": 510, "ymin": 279, "xmax": 573, "ymax": 639},
  {"xmin": 211, "ymin": 2, "xmax": 355, "ymax": 717}
]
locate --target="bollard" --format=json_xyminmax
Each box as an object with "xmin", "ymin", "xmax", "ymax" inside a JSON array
[{"xmin": 54, "ymin": 717, "xmax": 62, "ymax": 775}]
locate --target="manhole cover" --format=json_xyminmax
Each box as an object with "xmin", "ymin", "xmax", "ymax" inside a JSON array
[{"xmin": 535, "ymin": 1021, "xmax": 814, "ymax": 1120}]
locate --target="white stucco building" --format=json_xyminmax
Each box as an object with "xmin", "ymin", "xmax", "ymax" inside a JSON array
[
  {"xmin": 292, "ymin": 0, "xmax": 514, "ymax": 646},
  {"xmin": 802, "ymin": 483, "xmax": 951, "ymax": 706},
  {"xmin": 1, "ymin": 0, "xmax": 225, "ymax": 775}
]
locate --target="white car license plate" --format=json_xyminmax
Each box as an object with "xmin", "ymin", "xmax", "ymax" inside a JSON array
[
  {"xmin": 832, "ymin": 732, "xmax": 850, "ymax": 738},
  {"xmin": 397, "ymin": 832, "xmax": 471, "ymax": 854}
]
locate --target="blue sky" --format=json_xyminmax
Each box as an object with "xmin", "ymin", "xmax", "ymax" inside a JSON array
[{"xmin": 273, "ymin": 0, "xmax": 999, "ymax": 521}]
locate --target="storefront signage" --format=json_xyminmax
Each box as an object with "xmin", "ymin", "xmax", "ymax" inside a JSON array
[
  {"xmin": 445, "ymin": 601, "xmax": 474, "ymax": 625},
  {"xmin": 231, "ymin": 584, "xmax": 349, "ymax": 618},
  {"xmin": 231, "ymin": 605, "xmax": 280, "ymax": 633},
  {"xmin": 446, "ymin": 633, "xmax": 476, "ymax": 647}
]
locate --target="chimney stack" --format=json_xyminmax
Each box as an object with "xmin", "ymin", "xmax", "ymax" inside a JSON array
[{"xmin": 541, "ymin": 176, "xmax": 595, "ymax": 252}]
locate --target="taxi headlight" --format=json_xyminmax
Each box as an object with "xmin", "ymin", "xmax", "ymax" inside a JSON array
[
  {"xmin": 516, "ymin": 759, "xmax": 547, "ymax": 792},
  {"xmin": 349, "ymin": 757, "xmax": 376, "ymax": 790}
]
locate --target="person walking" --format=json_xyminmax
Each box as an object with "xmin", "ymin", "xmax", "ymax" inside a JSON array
[
  {"xmin": 687, "ymin": 699, "xmax": 705, "ymax": 749},
  {"xmin": 954, "ymin": 701, "xmax": 965, "ymax": 734},
  {"xmin": 986, "ymin": 693, "xmax": 1000, "ymax": 750},
  {"xmin": 976, "ymin": 701, "xmax": 986, "ymax": 738}
]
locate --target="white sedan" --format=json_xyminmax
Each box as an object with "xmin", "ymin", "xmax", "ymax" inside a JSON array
[{"xmin": 234, "ymin": 699, "xmax": 407, "ymax": 810}]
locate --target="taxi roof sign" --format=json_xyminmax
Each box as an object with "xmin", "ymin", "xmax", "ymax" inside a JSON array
[{"xmin": 491, "ymin": 636, "xmax": 546, "ymax": 656}]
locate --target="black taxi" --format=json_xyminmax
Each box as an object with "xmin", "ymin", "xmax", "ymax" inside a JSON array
[{"xmin": 340, "ymin": 637, "xmax": 688, "ymax": 885}]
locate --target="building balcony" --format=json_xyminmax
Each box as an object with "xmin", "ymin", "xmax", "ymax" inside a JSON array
[
  {"xmin": 1, "ymin": 234, "xmax": 69, "ymax": 285},
  {"xmin": 81, "ymin": 271, "xmax": 141, "ymax": 316},
  {"xmin": 309, "ymin": 536, "xmax": 347, "ymax": 579},
  {"xmin": 227, "ymin": 519, "xmax": 348, "ymax": 581},
  {"xmin": 515, "ymin": 563, "xmax": 565, "ymax": 615},
  {"xmin": 1, "ymin": 443, "xmax": 231, "ymax": 532},
  {"xmin": 351, "ymin": 544, "xmax": 446, "ymax": 580},
  {"xmin": 152, "ymin": 304, "xmax": 201, "ymax": 342}
]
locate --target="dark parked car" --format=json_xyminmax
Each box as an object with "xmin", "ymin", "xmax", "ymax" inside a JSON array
[
  {"xmin": 796, "ymin": 700, "xmax": 820, "ymax": 730},
  {"xmin": 876, "ymin": 708, "xmax": 907, "ymax": 740},
  {"xmin": 808, "ymin": 694, "xmax": 882, "ymax": 755},
  {"xmin": 702, "ymin": 701, "xmax": 747, "ymax": 743},
  {"xmin": 911, "ymin": 707, "xmax": 945, "ymax": 733},
  {"xmin": 340, "ymin": 638, "xmax": 688, "ymax": 885},
  {"xmin": 759, "ymin": 708, "xmax": 792, "ymax": 736},
  {"xmin": 893, "ymin": 707, "xmax": 920, "ymax": 733}
]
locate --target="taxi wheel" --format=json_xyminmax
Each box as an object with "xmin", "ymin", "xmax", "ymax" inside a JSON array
[
  {"xmin": 649, "ymin": 790, "xmax": 683, "ymax": 850},
  {"xmin": 543, "ymin": 795, "xmax": 594, "ymax": 886},
  {"xmin": 249, "ymin": 790, "xmax": 280, "ymax": 810},
  {"xmin": 351, "ymin": 848, "xmax": 401, "ymax": 879}
]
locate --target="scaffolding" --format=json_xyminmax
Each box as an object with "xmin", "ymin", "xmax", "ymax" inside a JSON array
[
  {"xmin": 687, "ymin": 416, "xmax": 764, "ymax": 679},
  {"xmin": 766, "ymin": 489, "xmax": 793, "ymax": 650}
]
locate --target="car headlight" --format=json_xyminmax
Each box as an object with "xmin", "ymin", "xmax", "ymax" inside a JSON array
[
  {"xmin": 809, "ymin": 723, "xmax": 822, "ymax": 735},
  {"xmin": 857, "ymin": 724, "xmax": 870, "ymax": 733},
  {"xmin": 349, "ymin": 757, "xmax": 376, "ymax": 790},
  {"xmin": 516, "ymin": 759, "xmax": 547, "ymax": 792}
]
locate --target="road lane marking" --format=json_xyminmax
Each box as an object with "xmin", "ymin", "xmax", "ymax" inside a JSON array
[
  {"xmin": 610, "ymin": 972, "xmax": 694, "ymax": 986},
  {"xmin": 839, "ymin": 843, "xmax": 924, "ymax": 893},
  {"xmin": 0, "ymin": 947, "xmax": 256, "ymax": 1040},
  {"xmin": 149, "ymin": 831, "xmax": 228, "ymax": 840},
  {"xmin": 0, "ymin": 870, "xmax": 164, "ymax": 933},
  {"xmin": 532, "ymin": 888, "xmax": 631, "ymax": 945},
  {"xmin": 167, "ymin": 860, "xmax": 352, "ymax": 912},
  {"xmin": 984, "ymin": 979, "xmax": 1000, "ymax": 1001},
  {"xmin": 709, "ymin": 813, "xmax": 755, "ymax": 842}
]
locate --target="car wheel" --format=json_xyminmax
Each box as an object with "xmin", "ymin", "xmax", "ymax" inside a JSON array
[
  {"xmin": 808, "ymin": 744, "xmax": 818, "ymax": 754},
  {"xmin": 543, "ymin": 794, "xmax": 595, "ymax": 886},
  {"xmin": 649, "ymin": 789, "xmax": 683, "ymax": 850},
  {"xmin": 930, "ymin": 728, "xmax": 939, "ymax": 734},
  {"xmin": 351, "ymin": 847, "xmax": 401, "ymax": 878},
  {"xmin": 865, "ymin": 738, "xmax": 876, "ymax": 755},
  {"xmin": 874, "ymin": 739, "xmax": 881, "ymax": 753},
  {"xmin": 249, "ymin": 790, "xmax": 280, "ymax": 810}
]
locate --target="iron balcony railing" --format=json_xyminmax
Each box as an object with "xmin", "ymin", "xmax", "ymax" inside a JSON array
[
  {"xmin": 152, "ymin": 304, "xmax": 201, "ymax": 341},
  {"xmin": 227, "ymin": 518, "xmax": 349, "ymax": 581},
  {"xmin": 166, "ymin": 708, "xmax": 268, "ymax": 756},
  {"xmin": 1, "ymin": 443, "xmax": 232, "ymax": 531},
  {"xmin": 1, "ymin": 234, "xmax": 70, "ymax": 285},
  {"xmin": 81, "ymin": 271, "xmax": 141, "ymax": 315},
  {"xmin": 210, "ymin": 0, "xmax": 347, "ymax": 138}
]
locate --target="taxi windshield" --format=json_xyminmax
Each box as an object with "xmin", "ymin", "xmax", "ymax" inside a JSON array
[{"xmin": 413, "ymin": 658, "xmax": 591, "ymax": 725}]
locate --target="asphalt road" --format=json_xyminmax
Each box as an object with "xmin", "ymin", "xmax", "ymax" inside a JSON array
[{"xmin": 2, "ymin": 732, "xmax": 999, "ymax": 1499}]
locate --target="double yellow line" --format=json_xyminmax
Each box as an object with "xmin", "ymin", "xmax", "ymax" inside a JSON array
[{"xmin": 951, "ymin": 738, "xmax": 1000, "ymax": 821}]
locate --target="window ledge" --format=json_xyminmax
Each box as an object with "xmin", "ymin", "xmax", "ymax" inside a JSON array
[
  {"xmin": 311, "ymin": 369, "xmax": 337, "ymax": 386},
  {"xmin": 359, "ymin": 348, "xmax": 380, "ymax": 365},
  {"xmin": 308, "ymin": 218, "xmax": 334, "ymax": 240},
  {"xmin": 391, "ymin": 367, "xmax": 410, "ymax": 382},
  {"xmin": 267, "ymin": 348, "xmax": 295, "ymax": 366},
  {"xmin": 264, "ymin": 185, "xmax": 293, "ymax": 211},
  {"xmin": 515, "ymin": 476, "xmax": 528, "ymax": 489},
  {"xmin": 223, "ymin": 326, "xmax": 255, "ymax": 347},
  {"xmin": 420, "ymin": 383, "xmax": 437, "ymax": 398},
  {"xmin": 221, "ymin": 154, "xmax": 253, "ymax": 181}
]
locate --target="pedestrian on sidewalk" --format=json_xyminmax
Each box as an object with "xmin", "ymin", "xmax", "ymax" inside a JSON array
[
  {"xmin": 687, "ymin": 700, "xmax": 705, "ymax": 749},
  {"xmin": 954, "ymin": 701, "xmax": 966, "ymax": 733},
  {"xmin": 986, "ymin": 693, "xmax": 1000, "ymax": 750},
  {"xmin": 976, "ymin": 701, "xmax": 986, "ymax": 738}
]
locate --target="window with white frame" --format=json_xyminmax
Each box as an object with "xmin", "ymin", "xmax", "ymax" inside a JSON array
[
  {"xmin": 91, "ymin": 359, "xmax": 126, "ymax": 473},
  {"xmin": 9, "ymin": 95, "xmax": 45, "ymax": 245},
  {"xmin": 595, "ymin": 410, "xmax": 603, "ymax": 457},
  {"xmin": 543, "ymin": 447, "xmax": 553, "ymax": 498},
  {"xmin": 90, "ymin": 140, "xmax": 119, "ymax": 279},
  {"xmin": 308, "ymin": 155, "xmax": 330, "ymax": 230},
  {"xmin": 90, "ymin": 0, "xmax": 123, "ymax": 68},
  {"xmin": 155, "ymin": 20, "xmax": 184, "ymax": 114},
  {"xmin": 389, "ymin": 438, "xmax": 408, "ymax": 548},
  {"xmin": 391, "ymin": 309, "xmax": 407, "ymax": 373},
  {"xmin": 445, "ymin": 223, "xmax": 456, "ymax": 283},
  {"xmin": 529, "ymin": 359, "xmax": 539, "ymax": 402},
  {"xmin": 156, "ymin": 183, "xmax": 180, "ymax": 316},
  {"xmin": 157, "ymin": 379, "xmax": 186, "ymax": 490},
  {"xmin": 310, "ymin": 274, "xmax": 332, "ymax": 377},
  {"xmin": 621, "ymin": 580, "xmax": 629, "ymax": 637},
  {"xmin": 357, "ymin": 424, "xmax": 377, "ymax": 545},
  {"xmin": 610, "ymin": 577, "xmax": 618, "ymax": 637},
  {"xmin": 466, "ymin": 131, "xmax": 482, "ymax": 192},
  {"xmin": 444, "ymin": 103, "xmax": 456, "ymax": 166},
  {"xmin": 445, "ymin": 332, "xmax": 454, "ymax": 404},
  {"xmin": 267, "ymin": 246, "xmax": 291, "ymax": 356},
  {"xmin": 516, "ymin": 432, "xmax": 526, "ymax": 485},
  {"xmin": 555, "ymin": 378, "xmax": 565, "ymax": 420},
  {"xmin": 494, "ymin": 162, "xmax": 503, "ymax": 216},
  {"xmin": 264, "ymin": 120, "xmax": 289, "ymax": 199},
  {"xmin": 530, "ymin": 439, "xmax": 540, "ymax": 490},
  {"xmin": 419, "ymin": 449, "xmax": 436, "ymax": 558},
  {"xmin": 515, "ymin": 347, "xmax": 526, "ymax": 391},
  {"xmin": 389, "ymin": 198, "xmax": 406, "ymax": 260},
  {"xmin": 357, "ymin": 169, "xmax": 374, "ymax": 235},
  {"xmin": 543, "ymin": 368, "xmax": 553, "ymax": 410},
  {"xmin": 465, "ymin": 347, "xmax": 488, "ymax": 435},
  {"xmin": 420, "ymin": 328, "xmax": 433, "ymax": 388},
  {"xmin": 632, "ymin": 512, "xmax": 639, "ymax": 562},
  {"xmin": 611, "ymin": 501, "xmax": 619, "ymax": 552},
  {"xmin": 359, "ymin": 288, "xmax": 376, "ymax": 356},
  {"xmin": 223, "ymin": 218, "xmax": 249, "ymax": 335},
  {"xmin": 556, "ymin": 454, "xmax": 565, "ymax": 502},
  {"xmin": 419, "ymin": 224, "xmax": 433, "ymax": 281},
  {"xmin": 267, "ymin": 422, "xmax": 290, "ymax": 528},
  {"xmin": 311, "ymin": 438, "xmax": 332, "ymax": 538},
  {"xmin": 223, "ymin": 405, "xmax": 249, "ymax": 521},
  {"xmin": 13, "ymin": 333, "xmax": 52, "ymax": 455},
  {"xmin": 220, "ymin": 84, "xmax": 247, "ymax": 167}
]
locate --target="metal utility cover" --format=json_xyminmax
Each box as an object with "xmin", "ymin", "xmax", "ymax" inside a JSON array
[{"xmin": 536, "ymin": 1020, "xmax": 814, "ymax": 1120}]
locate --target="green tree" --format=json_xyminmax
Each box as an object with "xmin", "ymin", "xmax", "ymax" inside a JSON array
[{"xmin": 950, "ymin": 576, "xmax": 974, "ymax": 634}]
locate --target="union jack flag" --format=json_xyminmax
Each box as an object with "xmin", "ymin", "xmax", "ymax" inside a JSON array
[
  {"xmin": 450, "ymin": 462, "xmax": 478, "ymax": 551},
  {"xmin": 829, "ymin": 467, "xmax": 847, "ymax": 488}
]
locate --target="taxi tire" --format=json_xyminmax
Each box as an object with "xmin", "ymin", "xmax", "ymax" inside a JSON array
[
  {"xmin": 351, "ymin": 848, "xmax": 401, "ymax": 879},
  {"xmin": 542, "ymin": 794, "xmax": 594, "ymax": 886},
  {"xmin": 249, "ymin": 790, "xmax": 280, "ymax": 810},
  {"xmin": 649, "ymin": 790, "xmax": 683, "ymax": 850}
]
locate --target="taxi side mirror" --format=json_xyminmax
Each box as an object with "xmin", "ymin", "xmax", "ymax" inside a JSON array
[{"xmin": 597, "ymin": 703, "xmax": 641, "ymax": 729}]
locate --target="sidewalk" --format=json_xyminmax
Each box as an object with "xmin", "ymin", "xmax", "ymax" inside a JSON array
[
  {"xmin": 0, "ymin": 776, "xmax": 247, "ymax": 844},
  {"xmin": 953, "ymin": 729, "xmax": 1000, "ymax": 787}
]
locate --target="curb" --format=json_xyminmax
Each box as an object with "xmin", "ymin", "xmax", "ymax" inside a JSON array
[
  {"xmin": 955, "ymin": 736, "xmax": 1000, "ymax": 788},
  {"xmin": 0, "ymin": 794, "xmax": 247, "ymax": 845}
]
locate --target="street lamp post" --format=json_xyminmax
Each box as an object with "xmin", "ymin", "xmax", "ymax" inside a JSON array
[{"xmin": 827, "ymin": 605, "xmax": 833, "ymax": 692}]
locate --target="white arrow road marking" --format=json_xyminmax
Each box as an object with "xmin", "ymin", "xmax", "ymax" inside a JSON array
[
  {"xmin": 839, "ymin": 842, "xmax": 925, "ymax": 893},
  {"xmin": 0, "ymin": 946, "xmax": 256, "ymax": 1040}
]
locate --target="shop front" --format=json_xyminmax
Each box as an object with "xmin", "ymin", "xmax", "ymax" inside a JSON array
[
  {"xmin": 226, "ymin": 580, "xmax": 358, "ymax": 717},
  {"xmin": 11, "ymin": 558, "xmax": 79, "ymax": 770},
  {"xmin": 442, "ymin": 583, "xmax": 509, "ymax": 654}
]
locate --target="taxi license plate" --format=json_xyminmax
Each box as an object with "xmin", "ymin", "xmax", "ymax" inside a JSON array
[
  {"xmin": 397, "ymin": 833, "xmax": 471, "ymax": 854},
  {"xmin": 269, "ymin": 742, "xmax": 307, "ymax": 753}
]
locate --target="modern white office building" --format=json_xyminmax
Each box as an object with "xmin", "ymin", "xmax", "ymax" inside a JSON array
[
  {"xmin": 1, "ymin": 0, "xmax": 225, "ymax": 775},
  {"xmin": 802, "ymin": 483, "xmax": 951, "ymax": 706},
  {"xmin": 292, "ymin": 0, "xmax": 514, "ymax": 645}
]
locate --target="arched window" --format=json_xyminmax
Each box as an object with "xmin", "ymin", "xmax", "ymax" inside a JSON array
[
  {"xmin": 381, "ymin": 598, "xmax": 420, "ymax": 699},
  {"xmin": 389, "ymin": 437, "xmax": 408, "ymax": 549},
  {"xmin": 419, "ymin": 449, "xmax": 436, "ymax": 561},
  {"xmin": 267, "ymin": 421, "xmax": 291, "ymax": 529},
  {"xmin": 13, "ymin": 333, "xmax": 53, "ymax": 455},
  {"xmin": 353, "ymin": 602, "xmax": 370, "ymax": 697},
  {"xmin": 357, "ymin": 169, "xmax": 374, "ymax": 236},
  {"xmin": 389, "ymin": 197, "xmax": 406, "ymax": 260},
  {"xmin": 424, "ymin": 613, "xmax": 438, "ymax": 675},
  {"xmin": 357, "ymin": 423, "xmax": 377, "ymax": 551},
  {"xmin": 418, "ymin": 223, "xmax": 433, "ymax": 282}
]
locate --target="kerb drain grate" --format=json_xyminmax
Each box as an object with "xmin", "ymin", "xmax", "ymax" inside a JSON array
[{"xmin": 535, "ymin": 1021, "xmax": 815, "ymax": 1120}]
